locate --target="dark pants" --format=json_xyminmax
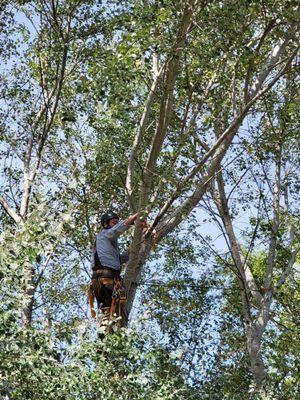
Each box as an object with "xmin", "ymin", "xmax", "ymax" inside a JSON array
[{"xmin": 92, "ymin": 276, "xmax": 115, "ymax": 310}]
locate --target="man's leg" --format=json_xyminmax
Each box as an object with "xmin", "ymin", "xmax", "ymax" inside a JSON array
[{"xmin": 98, "ymin": 278, "xmax": 114, "ymax": 333}]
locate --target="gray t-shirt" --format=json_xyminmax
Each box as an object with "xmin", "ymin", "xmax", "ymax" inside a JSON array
[{"xmin": 92, "ymin": 220, "xmax": 130, "ymax": 271}]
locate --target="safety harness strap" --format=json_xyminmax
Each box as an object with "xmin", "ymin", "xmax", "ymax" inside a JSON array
[{"xmin": 87, "ymin": 285, "xmax": 96, "ymax": 319}]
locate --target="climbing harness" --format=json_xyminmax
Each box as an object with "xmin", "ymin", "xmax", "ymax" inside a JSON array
[{"xmin": 88, "ymin": 271, "xmax": 128, "ymax": 332}]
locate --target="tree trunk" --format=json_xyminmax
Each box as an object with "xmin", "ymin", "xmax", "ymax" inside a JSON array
[
  {"xmin": 124, "ymin": 233, "xmax": 152, "ymax": 316},
  {"xmin": 246, "ymin": 322, "xmax": 272, "ymax": 399}
]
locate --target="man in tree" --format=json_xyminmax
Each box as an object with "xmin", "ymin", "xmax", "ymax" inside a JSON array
[{"xmin": 91, "ymin": 211, "xmax": 138, "ymax": 332}]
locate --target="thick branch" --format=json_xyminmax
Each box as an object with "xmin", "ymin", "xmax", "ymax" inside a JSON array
[
  {"xmin": 244, "ymin": 19, "xmax": 276, "ymax": 102},
  {"xmin": 139, "ymin": 2, "xmax": 197, "ymax": 212},
  {"xmin": 125, "ymin": 53, "xmax": 164, "ymax": 209},
  {"xmin": 249, "ymin": 26, "xmax": 296, "ymax": 99},
  {"xmin": 0, "ymin": 195, "xmax": 22, "ymax": 224},
  {"xmin": 148, "ymin": 70, "xmax": 219, "ymax": 209}
]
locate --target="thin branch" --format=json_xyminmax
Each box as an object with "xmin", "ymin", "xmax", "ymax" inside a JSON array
[
  {"xmin": 20, "ymin": 38, "xmax": 69, "ymax": 218},
  {"xmin": 275, "ymin": 224, "xmax": 300, "ymax": 291},
  {"xmin": 265, "ymin": 142, "xmax": 282, "ymax": 289},
  {"xmin": 231, "ymin": 61, "xmax": 239, "ymax": 117}
]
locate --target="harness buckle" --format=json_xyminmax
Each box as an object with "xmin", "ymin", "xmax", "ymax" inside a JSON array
[{"xmin": 118, "ymin": 289, "xmax": 127, "ymax": 303}]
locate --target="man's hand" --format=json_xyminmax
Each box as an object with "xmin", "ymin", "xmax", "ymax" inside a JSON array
[
  {"xmin": 125, "ymin": 213, "xmax": 138, "ymax": 226},
  {"xmin": 140, "ymin": 219, "xmax": 148, "ymax": 233}
]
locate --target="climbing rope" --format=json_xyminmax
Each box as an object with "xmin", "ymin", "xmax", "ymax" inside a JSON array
[{"xmin": 109, "ymin": 277, "xmax": 128, "ymax": 331}]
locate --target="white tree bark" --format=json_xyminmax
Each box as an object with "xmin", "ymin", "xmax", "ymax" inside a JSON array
[
  {"xmin": 210, "ymin": 137, "xmax": 300, "ymax": 393},
  {"xmin": 212, "ymin": 167, "xmax": 268, "ymax": 389}
]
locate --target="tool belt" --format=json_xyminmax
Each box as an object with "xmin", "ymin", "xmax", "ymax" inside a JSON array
[{"xmin": 92, "ymin": 267, "xmax": 120, "ymax": 279}]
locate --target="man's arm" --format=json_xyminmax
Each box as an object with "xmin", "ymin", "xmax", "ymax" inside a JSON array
[{"xmin": 104, "ymin": 214, "xmax": 138, "ymax": 240}]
